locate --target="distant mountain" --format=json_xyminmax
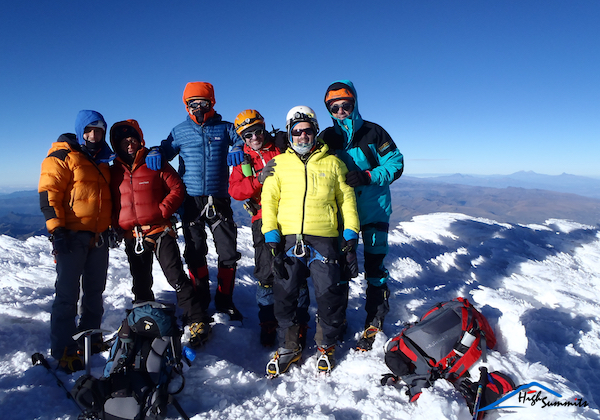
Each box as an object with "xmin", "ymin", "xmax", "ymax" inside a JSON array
[
  {"xmin": 390, "ymin": 177, "xmax": 600, "ymax": 226},
  {"xmin": 0, "ymin": 212, "xmax": 46, "ymax": 239},
  {"xmin": 2, "ymin": 176, "xmax": 600, "ymax": 240},
  {"xmin": 417, "ymin": 171, "xmax": 600, "ymax": 199},
  {"xmin": 0, "ymin": 190, "xmax": 39, "ymax": 215}
]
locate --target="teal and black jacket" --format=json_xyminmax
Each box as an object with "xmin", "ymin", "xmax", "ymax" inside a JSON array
[{"xmin": 320, "ymin": 80, "xmax": 404, "ymax": 227}]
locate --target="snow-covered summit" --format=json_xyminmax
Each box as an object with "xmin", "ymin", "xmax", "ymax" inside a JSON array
[{"xmin": 1, "ymin": 213, "xmax": 599, "ymax": 419}]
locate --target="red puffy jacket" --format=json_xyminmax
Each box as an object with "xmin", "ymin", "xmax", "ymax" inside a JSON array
[
  {"xmin": 228, "ymin": 141, "xmax": 279, "ymax": 223},
  {"xmin": 110, "ymin": 120, "xmax": 184, "ymax": 232}
]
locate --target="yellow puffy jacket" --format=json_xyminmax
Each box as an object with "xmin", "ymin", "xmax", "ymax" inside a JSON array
[
  {"xmin": 261, "ymin": 142, "xmax": 359, "ymax": 237},
  {"xmin": 39, "ymin": 134, "xmax": 112, "ymax": 234}
]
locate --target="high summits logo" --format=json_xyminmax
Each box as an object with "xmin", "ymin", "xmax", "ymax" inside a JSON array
[{"xmin": 477, "ymin": 382, "xmax": 589, "ymax": 414}]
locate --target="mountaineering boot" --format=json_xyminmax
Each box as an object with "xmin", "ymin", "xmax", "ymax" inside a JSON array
[
  {"xmin": 189, "ymin": 322, "xmax": 211, "ymax": 348},
  {"xmin": 356, "ymin": 325, "xmax": 381, "ymax": 351},
  {"xmin": 215, "ymin": 266, "xmax": 243, "ymax": 321},
  {"xmin": 260, "ymin": 321, "xmax": 278, "ymax": 347},
  {"xmin": 266, "ymin": 346, "xmax": 302, "ymax": 377},
  {"xmin": 215, "ymin": 291, "xmax": 243, "ymax": 321},
  {"xmin": 316, "ymin": 345, "xmax": 336, "ymax": 373},
  {"xmin": 57, "ymin": 347, "xmax": 84, "ymax": 374},
  {"xmin": 189, "ymin": 265, "xmax": 211, "ymax": 312}
]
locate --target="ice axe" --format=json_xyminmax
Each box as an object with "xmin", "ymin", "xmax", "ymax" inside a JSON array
[{"xmin": 72, "ymin": 329, "xmax": 110, "ymax": 376}]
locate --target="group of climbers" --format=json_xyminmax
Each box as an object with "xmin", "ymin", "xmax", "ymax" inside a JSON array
[{"xmin": 38, "ymin": 80, "xmax": 403, "ymax": 376}]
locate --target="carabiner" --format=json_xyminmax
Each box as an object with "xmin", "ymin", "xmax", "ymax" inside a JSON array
[
  {"xmin": 293, "ymin": 234, "xmax": 306, "ymax": 258},
  {"xmin": 134, "ymin": 226, "xmax": 145, "ymax": 255},
  {"xmin": 203, "ymin": 195, "xmax": 217, "ymax": 219},
  {"xmin": 95, "ymin": 232, "xmax": 105, "ymax": 248}
]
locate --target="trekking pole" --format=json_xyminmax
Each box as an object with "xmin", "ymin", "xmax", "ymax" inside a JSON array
[
  {"xmin": 472, "ymin": 366, "xmax": 489, "ymax": 420},
  {"xmin": 31, "ymin": 353, "xmax": 85, "ymax": 412},
  {"xmin": 169, "ymin": 395, "xmax": 190, "ymax": 420}
]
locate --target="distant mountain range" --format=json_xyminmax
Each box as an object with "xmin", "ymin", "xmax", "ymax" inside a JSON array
[
  {"xmin": 390, "ymin": 177, "xmax": 600, "ymax": 227},
  {"xmin": 415, "ymin": 171, "xmax": 600, "ymax": 200},
  {"xmin": 1, "ymin": 171, "xmax": 599, "ymax": 239}
]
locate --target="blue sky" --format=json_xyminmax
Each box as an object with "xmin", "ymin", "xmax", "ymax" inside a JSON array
[{"xmin": 1, "ymin": 1, "xmax": 599, "ymax": 190}]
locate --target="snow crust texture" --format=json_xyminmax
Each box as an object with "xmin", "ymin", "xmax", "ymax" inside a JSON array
[{"xmin": 1, "ymin": 213, "xmax": 599, "ymax": 419}]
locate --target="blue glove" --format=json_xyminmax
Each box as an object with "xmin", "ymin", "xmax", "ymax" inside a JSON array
[
  {"xmin": 264, "ymin": 229, "xmax": 281, "ymax": 244},
  {"xmin": 341, "ymin": 229, "xmax": 359, "ymax": 278},
  {"xmin": 146, "ymin": 146, "xmax": 162, "ymax": 171},
  {"xmin": 227, "ymin": 150, "xmax": 244, "ymax": 166}
]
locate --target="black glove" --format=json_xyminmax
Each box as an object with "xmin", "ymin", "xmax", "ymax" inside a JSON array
[
  {"xmin": 51, "ymin": 227, "xmax": 70, "ymax": 255},
  {"xmin": 268, "ymin": 243, "xmax": 288, "ymax": 280},
  {"xmin": 107, "ymin": 227, "xmax": 122, "ymax": 249},
  {"xmin": 258, "ymin": 159, "xmax": 277, "ymax": 184},
  {"xmin": 380, "ymin": 373, "xmax": 400, "ymax": 387},
  {"xmin": 341, "ymin": 238, "xmax": 359, "ymax": 278},
  {"xmin": 455, "ymin": 377, "xmax": 477, "ymax": 412},
  {"xmin": 345, "ymin": 170, "xmax": 371, "ymax": 187}
]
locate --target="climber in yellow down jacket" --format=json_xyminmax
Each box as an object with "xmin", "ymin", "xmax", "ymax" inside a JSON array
[{"xmin": 261, "ymin": 106, "xmax": 359, "ymax": 376}]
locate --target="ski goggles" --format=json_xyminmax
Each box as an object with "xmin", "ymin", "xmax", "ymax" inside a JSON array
[{"xmin": 187, "ymin": 99, "xmax": 211, "ymax": 110}]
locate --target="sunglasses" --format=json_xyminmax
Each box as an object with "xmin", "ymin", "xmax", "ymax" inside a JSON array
[
  {"xmin": 187, "ymin": 99, "xmax": 211, "ymax": 110},
  {"xmin": 329, "ymin": 102, "xmax": 354, "ymax": 114},
  {"xmin": 291, "ymin": 127, "xmax": 315, "ymax": 137},
  {"xmin": 242, "ymin": 128, "xmax": 265, "ymax": 140}
]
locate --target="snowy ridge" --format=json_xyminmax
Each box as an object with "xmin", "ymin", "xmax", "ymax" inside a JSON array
[{"xmin": 1, "ymin": 212, "xmax": 600, "ymax": 419}]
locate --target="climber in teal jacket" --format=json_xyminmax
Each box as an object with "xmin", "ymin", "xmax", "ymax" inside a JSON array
[{"xmin": 320, "ymin": 79, "xmax": 404, "ymax": 351}]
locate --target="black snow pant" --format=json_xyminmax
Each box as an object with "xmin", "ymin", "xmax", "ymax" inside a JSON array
[
  {"xmin": 252, "ymin": 220, "xmax": 310, "ymax": 325},
  {"xmin": 274, "ymin": 235, "xmax": 347, "ymax": 350},
  {"xmin": 181, "ymin": 195, "xmax": 241, "ymax": 270},
  {"xmin": 181, "ymin": 195, "xmax": 241, "ymax": 313},
  {"xmin": 51, "ymin": 230, "xmax": 108, "ymax": 358},
  {"xmin": 124, "ymin": 229, "xmax": 204, "ymax": 326}
]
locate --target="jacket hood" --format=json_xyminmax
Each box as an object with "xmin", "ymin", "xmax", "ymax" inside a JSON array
[
  {"xmin": 74, "ymin": 110, "xmax": 115, "ymax": 163},
  {"xmin": 75, "ymin": 110, "xmax": 107, "ymax": 145},
  {"xmin": 324, "ymin": 80, "xmax": 364, "ymax": 145},
  {"xmin": 56, "ymin": 133, "xmax": 80, "ymax": 148},
  {"xmin": 110, "ymin": 120, "xmax": 146, "ymax": 151}
]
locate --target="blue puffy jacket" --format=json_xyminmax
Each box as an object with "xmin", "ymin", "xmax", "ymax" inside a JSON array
[
  {"xmin": 320, "ymin": 80, "xmax": 404, "ymax": 226},
  {"xmin": 161, "ymin": 113, "xmax": 244, "ymax": 197}
]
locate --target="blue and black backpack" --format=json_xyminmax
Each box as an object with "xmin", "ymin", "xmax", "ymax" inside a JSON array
[{"xmin": 71, "ymin": 302, "xmax": 188, "ymax": 420}]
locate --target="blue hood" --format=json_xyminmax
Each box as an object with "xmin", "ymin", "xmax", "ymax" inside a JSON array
[
  {"xmin": 325, "ymin": 80, "xmax": 364, "ymax": 148},
  {"xmin": 74, "ymin": 110, "xmax": 115, "ymax": 163}
]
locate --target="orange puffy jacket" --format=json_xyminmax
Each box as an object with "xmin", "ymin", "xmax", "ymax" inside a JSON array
[{"xmin": 39, "ymin": 134, "xmax": 112, "ymax": 234}]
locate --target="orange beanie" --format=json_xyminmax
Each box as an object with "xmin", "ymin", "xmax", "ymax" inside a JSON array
[{"xmin": 182, "ymin": 82, "xmax": 216, "ymax": 106}]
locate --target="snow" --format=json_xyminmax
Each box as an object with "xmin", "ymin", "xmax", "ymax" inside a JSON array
[{"xmin": 1, "ymin": 212, "xmax": 600, "ymax": 419}]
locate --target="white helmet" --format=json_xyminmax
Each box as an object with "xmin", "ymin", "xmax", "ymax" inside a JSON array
[
  {"xmin": 286, "ymin": 106, "xmax": 319, "ymax": 156},
  {"xmin": 285, "ymin": 105, "xmax": 319, "ymax": 133}
]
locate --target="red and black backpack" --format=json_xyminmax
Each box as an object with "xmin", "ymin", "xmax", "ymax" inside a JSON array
[{"xmin": 384, "ymin": 297, "xmax": 497, "ymax": 401}]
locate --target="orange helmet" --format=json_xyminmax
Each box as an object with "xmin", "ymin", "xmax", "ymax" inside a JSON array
[{"xmin": 234, "ymin": 109, "xmax": 265, "ymax": 135}]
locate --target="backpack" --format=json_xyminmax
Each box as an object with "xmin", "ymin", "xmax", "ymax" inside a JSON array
[
  {"xmin": 383, "ymin": 297, "xmax": 497, "ymax": 401},
  {"xmin": 456, "ymin": 370, "xmax": 517, "ymax": 415},
  {"xmin": 71, "ymin": 302, "xmax": 188, "ymax": 420}
]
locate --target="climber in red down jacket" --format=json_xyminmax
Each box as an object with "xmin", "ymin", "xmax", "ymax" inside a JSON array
[{"xmin": 110, "ymin": 119, "xmax": 207, "ymax": 347}]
